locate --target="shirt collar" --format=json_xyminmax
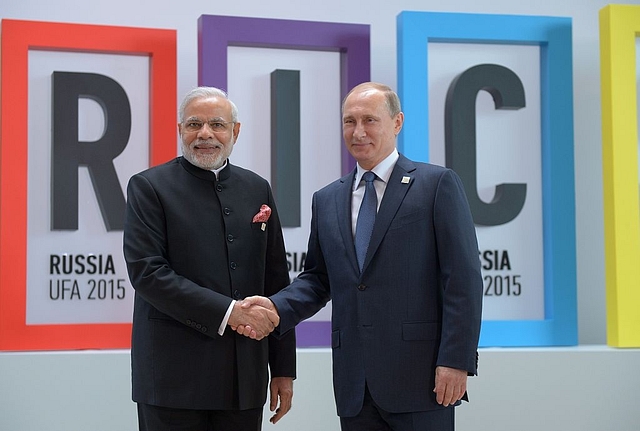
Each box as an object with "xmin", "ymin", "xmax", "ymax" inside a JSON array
[
  {"xmin": 211, "ymin": 159, "xmax": 228, "ymax": 179},
  {"xmin": 353, "ymin": 149, "xmax": 399, "ymax": 190}
]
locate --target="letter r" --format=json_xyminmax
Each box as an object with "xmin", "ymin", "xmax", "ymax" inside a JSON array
[{"xmin": 51, "ymin": 72, "xmax": 130, "ymax": 231}]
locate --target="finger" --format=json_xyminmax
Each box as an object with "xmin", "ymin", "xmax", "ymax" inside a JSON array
[
  {"xmin": 241, "ymin": 325, "xmax": 253, "ymax": 337},
  {"xmin": 267, "ymin": 309, "xmax": 280, "ymax": 327},
  {"xmin": 270, "ymin": 397, "xmax": 291, "ymax": 424},
  {"xmin": 270, "ymin": 383, "xmax": 278, "ymax": 412},
  {"xmin": 270, "ymin": 404, "xmax": 289, "ymax": 424},
  {"xmin": 442, "ymin": 384, "xmax": 455, "ymax": 407},
  {"xmin": 241, "ymin": 295, "xmax": 267, "ymax": 308},
  {"xmin": 454, "ymin": 388, "xmax": 464, "ymax": 403},
  {"xmin": 239, "ymin": 325, "xmax": 262, "ymax": 340},
  {"xmin": 434, "ymin": 386, "xmax": 444, "ymax": 405},
  {"xmin": 253, "ymin": 296, "xmax": 272, "ymax": 308},
  {"xmin": 270, "ymin": 408, "xmax": 283, "ymax": 424}
]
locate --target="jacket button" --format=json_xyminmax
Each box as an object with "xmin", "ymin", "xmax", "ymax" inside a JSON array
[
  {"xmin": 358, "ymin": 284, "xmax": 366, "ymax": 291},
  {"xmin": 233, "ymin": 290, "xmax": 241, "ymax": 299},
  {"xmin": 227, "ymin": 234, "xmax": 234, "ymax": 242},
  {"xmin": 216, "ymin": 184, "xmax": 223, "ymax": 192},
  {"xmin": 230, "ymin": 261, "xmax": 237, "ymax": 270},
  {"xmin": 224, "ymin": 207, "xmax": 231, "ymax": 215}
]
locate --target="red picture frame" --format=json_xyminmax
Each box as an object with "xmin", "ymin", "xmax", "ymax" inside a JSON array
[{"xmin": 0, "ymin": 19, "xmax": 176, "ymax": 350}]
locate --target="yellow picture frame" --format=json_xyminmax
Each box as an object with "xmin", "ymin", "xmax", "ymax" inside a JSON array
[{"xmin": 600, "ymin": 5, "xmax": 640, "ymax": 347}]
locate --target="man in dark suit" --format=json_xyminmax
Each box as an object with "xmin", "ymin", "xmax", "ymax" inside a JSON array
[
  {"xmin": 238, "ymin": 82, "xmax": 483, "ymax": 431},
  {"xmin": 124, "ymin": 86, "xmax": 296, "ymax": 431}
]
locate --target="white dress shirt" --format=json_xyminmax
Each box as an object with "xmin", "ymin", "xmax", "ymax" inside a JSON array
[{"xmin": 351, "ymin": 149, "xmax": 399, "ymax": 237}]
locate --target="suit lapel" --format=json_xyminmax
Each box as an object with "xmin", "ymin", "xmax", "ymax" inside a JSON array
[
  {"xmin": 335, "ymin": 170, "xmax": 360, "ymax": 273},
  {"xmin": 362, "ymin": 155, "xmax": 416, "ymax": 271}
]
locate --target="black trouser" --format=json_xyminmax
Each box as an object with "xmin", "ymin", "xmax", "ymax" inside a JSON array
[
  {"xmin": 137, "ymin": 403, "xmax": 263, "ymax": 431},
  {"xmin": 340, "ymin": 385, "xmax": 455, "ymax": 431}
]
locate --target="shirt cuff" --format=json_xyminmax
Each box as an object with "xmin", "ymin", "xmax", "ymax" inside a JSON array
[{"xmin": 218, "ymin": 300, "xmax": 236, "ymax": 336}]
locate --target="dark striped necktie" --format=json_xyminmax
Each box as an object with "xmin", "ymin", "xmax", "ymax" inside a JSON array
[{"xmin": 355, "ymin": 171, "xmax": 377, "ymax": 271}]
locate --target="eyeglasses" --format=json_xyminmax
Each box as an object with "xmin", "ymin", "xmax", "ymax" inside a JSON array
[{"xmin": 182, "ymin": 119, "xmax": 235, "ymax": 133}]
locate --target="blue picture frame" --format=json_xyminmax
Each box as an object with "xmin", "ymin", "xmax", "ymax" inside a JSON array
[{"xmin": 397, "ymin": 11, "xmax": 577, "ymax": 346}]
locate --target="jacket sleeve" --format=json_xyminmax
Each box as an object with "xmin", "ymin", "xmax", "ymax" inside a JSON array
[
  {"xmin": 270, "ymin": 191, "xmax": 332, "ymax": 335},
  {"xmin": 433, "ymin": 169, "xmax": 483, "ymax": 375}
]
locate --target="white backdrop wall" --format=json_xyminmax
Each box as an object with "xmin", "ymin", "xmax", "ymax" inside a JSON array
[
  {"xmin": 1, "ymin": 0, "xmax": 639, "ymax": 430},
  {"xmin": 0, "ymin": 0, "xmax": 631, "ymax": 345}
]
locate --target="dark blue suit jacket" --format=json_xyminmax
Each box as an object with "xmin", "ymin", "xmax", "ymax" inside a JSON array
[{"xmin": 271, "ymin": 154, "xmax": 482, "ymax": 417}]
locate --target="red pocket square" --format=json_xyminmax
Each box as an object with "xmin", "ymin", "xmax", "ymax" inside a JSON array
[{"xmin": 252, "ymin": 204, "xmax": 272, "ymax": 223}]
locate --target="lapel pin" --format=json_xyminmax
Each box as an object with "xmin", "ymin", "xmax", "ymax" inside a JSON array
[
  {"xmin": 401, "ymin": 176, "xmax": 411, "ymax": 184},
  {"xmin": 261, "ymin": 223, "xmax": 267, "ymax": 231}
]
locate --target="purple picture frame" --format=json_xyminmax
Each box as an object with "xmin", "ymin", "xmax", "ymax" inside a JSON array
[{"xmin": 198, "ymin": 15, "xmax": 371, "ymax": 347}]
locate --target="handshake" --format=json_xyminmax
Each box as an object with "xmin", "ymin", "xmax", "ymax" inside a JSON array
[{"xmin": 228, "ymin": 296, "xmax": 279, "ymax": 340}]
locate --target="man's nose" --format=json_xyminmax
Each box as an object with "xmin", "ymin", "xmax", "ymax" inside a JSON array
[
  {"xmin": 353, "ymin": 122, "xmax": 366, "ymax": 139},
  {"xmin": 197, "ymin": 123, "xmax": 215, "ymax": 138}
]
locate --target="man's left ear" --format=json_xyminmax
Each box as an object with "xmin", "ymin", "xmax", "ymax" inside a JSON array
[
  {"xmin": 233, "ymin": 122, "xmax": 241, "ymax": 143},
  {"xmin": 394, "ymin": 112, "xmax": 404, "ymax": 135}
]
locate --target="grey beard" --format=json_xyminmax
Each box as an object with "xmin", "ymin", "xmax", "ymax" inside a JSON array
[{"xmin": 181, "ymin": 137, "xmax": 233, "ymax": 170}]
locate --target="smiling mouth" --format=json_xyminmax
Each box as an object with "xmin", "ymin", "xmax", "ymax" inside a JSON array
[{"xmin": 195, "ymin": 143, "xmax": 222, "ymax": 151}]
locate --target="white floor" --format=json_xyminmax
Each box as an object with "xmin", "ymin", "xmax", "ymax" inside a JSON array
[{"xmin": 0, "ymin": 346, "xmax": 638, "ymax": 431}]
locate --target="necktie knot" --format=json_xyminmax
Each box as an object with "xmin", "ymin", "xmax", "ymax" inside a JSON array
[{"xmin": 362, "ymin": 171, "xmax": 376, "ymax": 184}]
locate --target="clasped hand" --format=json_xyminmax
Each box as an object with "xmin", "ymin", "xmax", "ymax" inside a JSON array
[{"xmin": 228, "ymin": 296, "xmax": 279, "ymax": 340}]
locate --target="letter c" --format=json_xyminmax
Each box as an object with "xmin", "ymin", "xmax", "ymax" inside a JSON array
[{"xmin": 444, "ymin": 63, "xmax": 527, "ymax": 226}]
